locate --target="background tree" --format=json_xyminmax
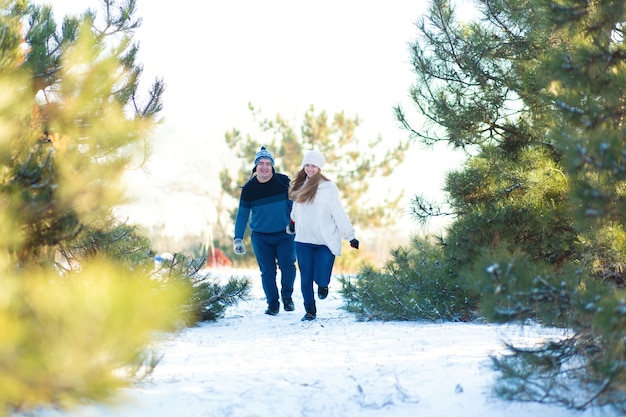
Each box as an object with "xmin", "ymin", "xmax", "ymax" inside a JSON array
[
  {"xmin": 347, "ymin": 0, "xmax": 626, "ymax": 412},
  {"xmin": 219, "ymin": 103, "xmax": 409, "ymax": 269},
  {"xmin": 0, "ymin": 1, "xmax": 192, "ymax": 413}
]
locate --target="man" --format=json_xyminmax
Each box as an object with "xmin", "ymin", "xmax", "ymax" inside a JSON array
[{"xmin": 233, "ymin": 146, "xmax": 297, "ymax": 315}]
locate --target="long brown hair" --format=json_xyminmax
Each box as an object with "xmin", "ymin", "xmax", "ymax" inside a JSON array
[{"xmin": 289, "ymin": 168, "xmax": 329, "ymax": 203}]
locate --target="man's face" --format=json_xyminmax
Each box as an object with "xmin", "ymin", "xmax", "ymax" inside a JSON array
[{"xmin": 256, "ymin": 159, "xmax": 273, "ymax": 182}]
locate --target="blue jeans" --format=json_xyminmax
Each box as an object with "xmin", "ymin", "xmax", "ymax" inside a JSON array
[
  {"xmin": 296, "ymin": 242, "xmax": 335, "ymax": 305},
  {"xmin": 251, "ymin": 231, "xmax": 296, "ymax": 307}
]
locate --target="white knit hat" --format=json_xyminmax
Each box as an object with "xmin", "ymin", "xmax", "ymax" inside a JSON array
[{"xmin": 302, "ymin": 150, "xmax": 325, "ymax": 169}]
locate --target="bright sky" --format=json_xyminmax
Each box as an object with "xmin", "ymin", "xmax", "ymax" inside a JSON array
[{"xmin": 38, "ymin": 0, "xmax": 466, "ymax": 241}]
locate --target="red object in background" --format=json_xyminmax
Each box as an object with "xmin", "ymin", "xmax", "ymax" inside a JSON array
[{"xmin": 206, "ymin": 248, "xmax": 232, "ymax": 268}]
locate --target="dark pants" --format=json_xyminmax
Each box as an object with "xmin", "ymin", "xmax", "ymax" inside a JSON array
[
  {"xmin": 296, "ymin": 242, "xmax": 335, "ymax": 305},
  {"xmin": 251, "ymin": 231, "xmax": 296, "ymax": 307}
]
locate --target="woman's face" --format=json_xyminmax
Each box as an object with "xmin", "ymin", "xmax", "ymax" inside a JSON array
[{"xmin": 304, "ymin": 164, "xmax": 319, "ymax": 178}]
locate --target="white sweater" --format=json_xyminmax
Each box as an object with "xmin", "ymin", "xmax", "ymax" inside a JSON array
[{"xmin": 290, "ymin": 180, "xmax": 355, "ymax": 256}]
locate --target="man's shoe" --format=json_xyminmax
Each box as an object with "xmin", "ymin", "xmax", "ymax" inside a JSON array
[
  {"xmin": 265, "ymin": 305, "xmax": 279, "ymax": 316},
  {"xmin": 283, "ymin": 298, "xmax": 295, "ymax": 312},
  {"xmin": 318, "ymin": 286, "xmax": 329, "ymax": 300},
  {"xmin": 301, "ymin": 312, "xmax": 316, "ymax": 321}
]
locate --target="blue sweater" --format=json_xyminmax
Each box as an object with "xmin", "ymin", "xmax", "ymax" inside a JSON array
[{"xmin": 234, "ymin": 173, "xmax": 292, "ymax": 239}]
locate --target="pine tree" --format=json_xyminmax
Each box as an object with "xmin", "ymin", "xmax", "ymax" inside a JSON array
[
  {"xmin": 224, "ymin": 103, "xmax": 409, "ymax": 225},
  {"xmin": 0, "ymin": 1, "xmax": 190, "ymax": 413},
  {"xmin": 349, "ymin": 0, "xmax": 626, "ymax": 411}
]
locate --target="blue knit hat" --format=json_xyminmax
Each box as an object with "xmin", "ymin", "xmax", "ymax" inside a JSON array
[{"xmin": 254, "ymin": 146, "xmax": 274, "ymax": 166}]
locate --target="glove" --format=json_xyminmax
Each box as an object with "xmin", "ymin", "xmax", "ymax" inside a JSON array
[
  {"xmin": 286, "ymin": 220, "xmax": 295, "ymax": 234},
  {"xmin": 233, "ymin": 238, "xmax": 246, "ymax": 255},
  {"xmin": 350, "ymin": 238, "xmax": 359, "ymax": 250}
]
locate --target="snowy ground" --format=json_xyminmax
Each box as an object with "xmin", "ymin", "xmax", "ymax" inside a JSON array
[{"xmin": 33, "ymin": 269, "xmax": 617, "ymax": 417}]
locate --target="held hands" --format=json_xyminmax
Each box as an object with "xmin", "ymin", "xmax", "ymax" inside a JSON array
[
  {"xmin": 286, "ymin": 220, "xmax": 295, "ymax": 235},
  {"xmin": 350, "ymin": 238, "xmax": 360, "ymax": 250},
  {"xmin": 233, "ymin": 238, "xmax": 246, "ymax": 255}
]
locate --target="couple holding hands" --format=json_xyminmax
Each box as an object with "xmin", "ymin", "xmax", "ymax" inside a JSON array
[{"xmin": 233, "ymin": 147, "xmax": 359, "ymax": 321}]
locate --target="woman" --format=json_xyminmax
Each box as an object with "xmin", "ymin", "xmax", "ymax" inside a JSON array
[{"xmin": 288, "ymin": 150, "xmax": 359, "ymax": 321}]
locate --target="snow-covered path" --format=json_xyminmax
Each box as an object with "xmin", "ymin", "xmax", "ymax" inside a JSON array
[{"xmin": 35, "ymin": 269, "xmax": 617, "ymax": 417}]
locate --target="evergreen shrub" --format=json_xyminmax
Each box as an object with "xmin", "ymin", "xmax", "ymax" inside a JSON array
[
  {"xmin": 339, "ymin": 236, "xmax": 479, "ymax": 321},
  {"xmin": 153, "ymin": 252, "xmax": 251, "ymax": 324}
]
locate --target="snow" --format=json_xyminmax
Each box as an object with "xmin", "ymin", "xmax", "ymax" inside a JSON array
[{"xmin": 33, "ymin": 269, "xmax": 617, "ymax": 417}]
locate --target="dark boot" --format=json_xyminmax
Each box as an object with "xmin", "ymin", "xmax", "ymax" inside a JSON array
[
  {"xmin": 265, "ymin": 301, "xmax": 280, "ymax": 316},
  {"xmin": 301, "ymin": 302, "xmax": 316, "ymax": 321},
  {"xmin": 318, "ymin": 286, "xmax": 329, "ymax": 299},
  {"xmin": 283, "ymin": 297, "xmax": 295, "ymax": 312}
]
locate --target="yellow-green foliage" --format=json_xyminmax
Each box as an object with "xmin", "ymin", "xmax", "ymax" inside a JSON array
[
  {"xmin": 0, "ymin": 1, "xmax": 190, "ymax": 413},
  {"xmin": 0, "ymin": 260, "xmax": 189, "ymax": 413},
  {"xmin": 576, "ymin": 222, "xmax": 626, "ymax": 285}
]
